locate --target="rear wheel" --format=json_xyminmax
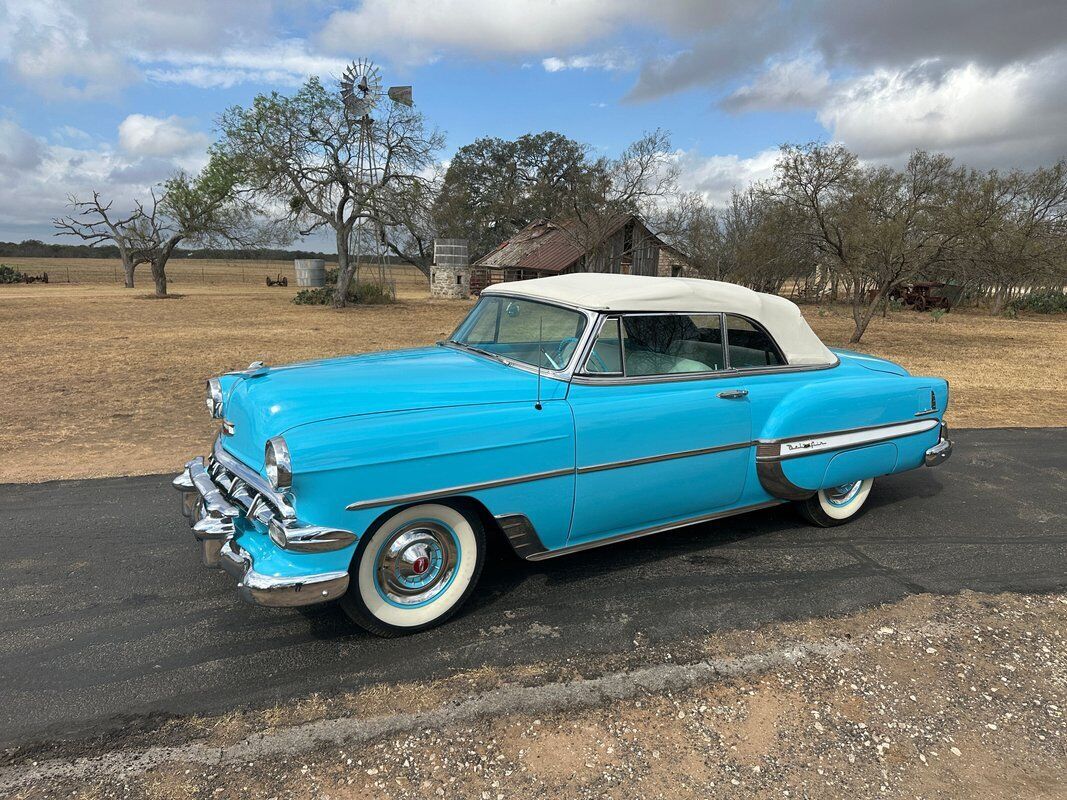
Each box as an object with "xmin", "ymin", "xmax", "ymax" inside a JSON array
[
  {"xmin": 340, "ymin": 502, "xmax": 485, "ymax": 637},
  {"xmin": 797, "ymin": 479, "xmax": 874, "ymax": 527}
]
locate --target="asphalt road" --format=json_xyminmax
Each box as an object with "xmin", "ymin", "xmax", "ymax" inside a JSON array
[{"xmin": 1, "ymin": 428, "xmax": 1064, "ymax": 752}]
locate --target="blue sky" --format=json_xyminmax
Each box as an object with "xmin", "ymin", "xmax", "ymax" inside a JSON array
[{"xmin": 1, "ymin": 0, "xmax": 1064, "ymax": 247}]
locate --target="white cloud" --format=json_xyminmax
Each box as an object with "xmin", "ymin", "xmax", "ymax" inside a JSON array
[
  {"xmin": 0, "ymin": 117, "xmax": 207, "ymax": 233},
  {"xmin": 818, "ymin": 54, "xmax": 1067, "ymax": 167},
  {"xmin": 0, "ymin": 118, "xmax": 45, "ymax": 176},
  {"xmin": 542, "ymin": 51, "xmax": 637, "ymax": 73},
  {"xmin": 139, "ymin": 42, "xmax": 351, "ymax": 89},
  {"xmin": 0, "ymin": 0, "xmax": 135, "ymax": 99},
  {"xmin": 673, "ymin": 147, "xmax": 780, "ymax": 205},
  {"xmin": 118, "ymin": 115, "xmax": 211, "ymax": 159},
  {"xmin": 319, "ymin": 0, "xmax": 641, "ymax": 64},
  {"xmin": 721, "ymin": 56, "xmax": 831, "ymax": 113}
]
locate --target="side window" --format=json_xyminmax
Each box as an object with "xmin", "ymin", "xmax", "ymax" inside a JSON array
[
  {"xmin": 583, "ymin": 314, "xmax": 725, "ymax": 377},
  {"xmin": 725, "ymin": 315, "xmax": 785, "ymax": 368},
  {"xmin": 583, "ymin": 317, "xmax": 624, "ymax": 374}
]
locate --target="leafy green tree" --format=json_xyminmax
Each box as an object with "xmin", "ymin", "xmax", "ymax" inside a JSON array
[{"xmin": 433, "ymin": 131, "xmax": 605, "ymax": 257}]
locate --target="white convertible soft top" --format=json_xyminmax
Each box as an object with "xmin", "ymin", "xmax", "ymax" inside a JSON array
[{"xmin": 481, "ymin": 273, "xmax": 837, "ymax": 366}]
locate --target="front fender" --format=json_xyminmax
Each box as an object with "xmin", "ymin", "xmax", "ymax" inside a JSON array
[{"xmin": 282, "ymin": 400, "xmax": 576, "ymax": 560}]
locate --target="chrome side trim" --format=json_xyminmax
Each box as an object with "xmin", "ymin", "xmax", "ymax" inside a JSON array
[
  {"xmin": 345, "ymin": 467, "xmax": 574, "ymax": 512},
  {"xmin": 577, "ymin": 440, "xmax": 752, "ymax": 474},
  {"xmin": 571, "ymin": 359, "xmax": 839, "ymax": 386},
  {"xmin": 755, "ymin": 461, "xmax": 816, "ymax": 501},
  {"xmin": 756, "ymin": 418, "xmax": 939, "ymax": 462},
  {"xmin": 525, "ymin": 500, "xmax": 785, "ymax": 561},
  {"xmin": 914, "ymin": 408, "xmax": 939, "ymax": 417}
]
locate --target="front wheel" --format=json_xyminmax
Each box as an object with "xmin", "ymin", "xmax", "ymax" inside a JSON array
[
  {"xmin": 796, "ymin": 479, "xmax": 874, "ymax": 527},
  {"xmin": 340, "ymin": 502, "xmax": 485, "ymax": 637}
]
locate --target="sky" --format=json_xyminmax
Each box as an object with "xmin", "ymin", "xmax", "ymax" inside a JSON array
[{"xmin": 1, "ymin": 0, "xmax": 1065, "ymax": 249}]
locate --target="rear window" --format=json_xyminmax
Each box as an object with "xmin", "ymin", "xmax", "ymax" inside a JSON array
[{"xmin": 725, "ymin": 315, "xmax": 785, "ymax": 367}]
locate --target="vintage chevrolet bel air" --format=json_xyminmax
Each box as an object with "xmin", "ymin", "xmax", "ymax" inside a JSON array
[{"xmin": 174, "ymin": 273, "xmax": 952, "ymax": 635}]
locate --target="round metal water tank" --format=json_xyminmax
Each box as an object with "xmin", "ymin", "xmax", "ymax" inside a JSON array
[{"xmin": 294, "ymin": 259, "xmax": 326, "ymax": 287}]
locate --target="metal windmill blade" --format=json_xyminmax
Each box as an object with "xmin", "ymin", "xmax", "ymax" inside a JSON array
[
  {"xmin": 387, "ymin": 85, "xmax": 413, "ymax": 106},
  {"xmin": 340, "ymin": 58, "xmax": 383, "ymax": 118}
]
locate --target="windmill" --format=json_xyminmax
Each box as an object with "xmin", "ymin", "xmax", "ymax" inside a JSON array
[{"xmin": 339, "ymin": 59, "xmax": 414, "ymax": 292}]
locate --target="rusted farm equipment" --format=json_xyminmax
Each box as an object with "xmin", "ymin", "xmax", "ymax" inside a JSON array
[
  {"xmin": 265, "ymin": 274, "xmax": 289, "ymax": 287},
  {"xmin": 889, "ymin": 282, "xmax": 961, "ymax": 312}
]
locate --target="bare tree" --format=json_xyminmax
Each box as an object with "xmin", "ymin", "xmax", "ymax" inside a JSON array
[
  {"xmin": 127, "ymin": 155, "xmax": 263, "ymax": 297},
  {"xmin": 772, "ymin": 143, "xmax": 975, "ymax": 342},
  {"xmin": 556, "ymin": 129, "xmax": 679, "ymax": 269},
  {"xmin": 216, "ymin": 76, "xmax": 444, "ymax": 307},
  {"xmin": 53, "ymin": 193, "xmax": 149, "ymax": 288},
  {"xmin": 956, "ymin": 160, "xmax": 1067, "ymax": 311}
]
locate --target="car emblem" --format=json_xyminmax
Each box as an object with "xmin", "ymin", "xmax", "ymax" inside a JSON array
[{"xmin": 412, "ymin": 555, "xmax": 430, "ymax": 575}]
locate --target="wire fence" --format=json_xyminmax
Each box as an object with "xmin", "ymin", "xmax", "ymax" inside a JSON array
[{"xmin": 1, "ymin": 258, "xmax": 431, "ymax": 290}]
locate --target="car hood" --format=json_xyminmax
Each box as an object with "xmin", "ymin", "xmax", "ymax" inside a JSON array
[{"xmin": 219, "ymin": 345, "xmax": 546, "ymax": 468}]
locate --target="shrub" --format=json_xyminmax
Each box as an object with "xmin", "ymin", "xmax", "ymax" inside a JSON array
[
  {"xmin": 292, "ymin": 281, "xmax": 395, "ymax": 306},
  {"xmin": 930, "ymin": 308, "xmax": 947, "ymax": 322},
  {"xmin": 0, "ymin": 264, "xmax": 25, "ymax": 284},
  {"xmin": 1009, "ymin": 290, "xmax": 1067, "ymax": 314}
]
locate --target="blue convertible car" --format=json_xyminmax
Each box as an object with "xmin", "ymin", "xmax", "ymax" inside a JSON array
[{"xmin": 174, "ymin": 274, "xmax": 952, "ymax": 635}]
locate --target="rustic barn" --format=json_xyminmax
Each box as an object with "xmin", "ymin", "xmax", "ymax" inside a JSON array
[{"xmin": 470, "ymin": 214, "xmax": 692, "ymax": 294}]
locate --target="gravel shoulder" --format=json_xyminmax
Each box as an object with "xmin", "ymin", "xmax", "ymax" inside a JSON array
[{"xmin": 5, "ymin": 590, "xmax": 1065, "ymax": 799}]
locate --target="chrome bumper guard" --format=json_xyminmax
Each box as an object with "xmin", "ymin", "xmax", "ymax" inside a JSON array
[
  {"xmin": 924, "ymin": 424, "xmax": 953, "ymax": 467},
  {"xmin": 219, "ymin": 538, "xmax": 349, "ymax": 608},
  {"xmin": 172, "ymin": 440, "xmax": 354, "ymax": 607}
]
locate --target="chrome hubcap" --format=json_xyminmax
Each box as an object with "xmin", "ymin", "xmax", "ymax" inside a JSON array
[
  {"xmin": 825, "ymin": 481, "xmax": 862, "ymax": 506},
  {"xmin": 375, "ymin": 522, "xmax": 458, "ymax": 606}
]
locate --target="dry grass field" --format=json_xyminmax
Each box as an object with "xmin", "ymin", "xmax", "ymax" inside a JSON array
[
  {"xmin": 1, "ymin": 277, "xmax": 1064, "ymax": 483},
  {"xmin": 1, "ymin": 256, "xmax": 430, "ymax": 289}
]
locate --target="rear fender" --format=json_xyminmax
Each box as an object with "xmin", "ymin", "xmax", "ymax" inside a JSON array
[{"xmin": 755, "ymin": 374, "xmax": 948, "ymax": 500}]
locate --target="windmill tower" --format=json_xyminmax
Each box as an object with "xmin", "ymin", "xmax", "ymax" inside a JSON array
[{"xmin": 339, "ymin": 59, "xmax": 413, "ymax": 293}]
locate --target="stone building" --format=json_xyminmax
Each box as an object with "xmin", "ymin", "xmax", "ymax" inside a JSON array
[{"xmin": 430, "ymin": 238, "xmax": 471, "ymax": 299}]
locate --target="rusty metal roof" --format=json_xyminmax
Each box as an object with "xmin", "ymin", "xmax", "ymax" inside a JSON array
[{"xmin": 473, "ymin": 214, "xmax": 649, "ymax": 274}]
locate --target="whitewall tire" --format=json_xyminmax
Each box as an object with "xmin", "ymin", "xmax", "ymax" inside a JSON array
[
  {"xmin": 340, "ymin": 502, "xmax": 485, "ymax": 636},
  {"xmin": 797, "ymin": 479, "xmax": 874, "ymax": 527}
]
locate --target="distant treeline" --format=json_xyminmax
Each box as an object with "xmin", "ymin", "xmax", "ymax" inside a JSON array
[{"xmin": 0, "ymin": 240, "xmax": 383, "ymax": 262}]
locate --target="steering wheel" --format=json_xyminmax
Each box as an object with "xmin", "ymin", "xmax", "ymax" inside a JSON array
[{"xmin": 553, "ymin": 337, "xmax": 608, "ymax": 372}]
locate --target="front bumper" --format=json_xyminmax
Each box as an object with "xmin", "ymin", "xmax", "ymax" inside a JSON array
[
  {"xmin": 924, "ymin": 423, "xmax": 954, "ymax": 467},
  {"xmin": 173, "ymin": 440, "xmax": 351, "ymax": 608}
]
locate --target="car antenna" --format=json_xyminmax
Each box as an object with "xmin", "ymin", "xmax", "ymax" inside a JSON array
[{"xmin": 535, "ymin": 317, "xmax": 544, "ymax": 411}]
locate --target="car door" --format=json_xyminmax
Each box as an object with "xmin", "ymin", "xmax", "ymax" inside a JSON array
[{"xmin": 566, "ymin": 313, "xmax": 752, "ymax": 545}]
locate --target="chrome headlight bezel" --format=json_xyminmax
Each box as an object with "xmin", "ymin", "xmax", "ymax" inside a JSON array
[
  {"xmin": 265, "ymin": 436, "xmax": 292, "ymax": 491},
  {"xmin": 206, "ymin": 377, "xmax": 224, "ymax": 419}
]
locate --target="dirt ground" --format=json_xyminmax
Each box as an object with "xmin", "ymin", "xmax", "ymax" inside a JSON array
[
  {"xmin": 1, "ymin": 283, "xmax": 1065, "ymax": 483},
  {"xmin": 5, "ymin": 590, "xmax": 1065, "ymax": 799}
]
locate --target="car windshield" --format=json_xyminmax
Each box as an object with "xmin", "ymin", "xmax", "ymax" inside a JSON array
[{"xmin": 449, "ymin": 296, "xmax": 588, "ymax": 371}]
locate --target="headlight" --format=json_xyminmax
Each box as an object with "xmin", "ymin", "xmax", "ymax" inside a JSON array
[
  {"xmin": 206, "ymin": 377, "xmax": 224, "ymax": 419},
  {"xmin": 265, "ymin": 436, "xmax": 292, "ymax": 490}
]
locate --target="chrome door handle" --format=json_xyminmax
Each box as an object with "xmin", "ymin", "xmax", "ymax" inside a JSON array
[{"xmin": 717, "ymin": 389, "xmax": 749, "ymax": 399}]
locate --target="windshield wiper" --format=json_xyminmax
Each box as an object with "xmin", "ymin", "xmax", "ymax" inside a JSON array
[{"xmin": 447, "ymin": 340, "xmax": 511, "ymax": 366}]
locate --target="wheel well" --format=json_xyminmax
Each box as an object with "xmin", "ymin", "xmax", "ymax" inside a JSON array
[{"xmin": 354, "ymin": 496, "xmax": 511, "ymax": 563}]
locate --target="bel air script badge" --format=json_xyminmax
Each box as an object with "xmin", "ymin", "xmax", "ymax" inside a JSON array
[{"xmin": 786, "ymin": 439, "xmax": 826, "ymax": 452}]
